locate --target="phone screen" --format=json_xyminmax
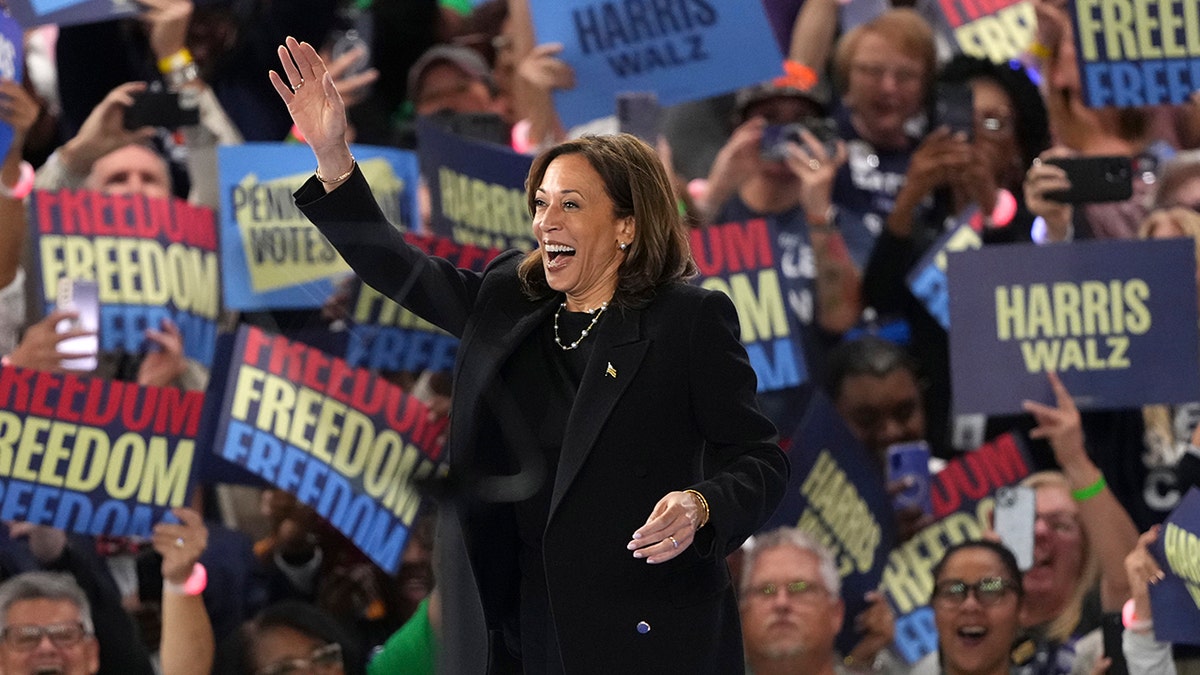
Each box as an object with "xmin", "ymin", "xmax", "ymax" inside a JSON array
[
  {"xmin": 887, "ymin": 441, "xmax": 933, "ymax": 515},
  {"xmin": 124, "ymin": 91, "xmax": 201, "ymax": 130},
  {"xmin": 617, "ymin": 92, "xmax": 661, "ymax": 144},
  {"xmin": 55, "ymin": 277, "xmax": 99, "ymax": 371},
  {"xmin": 936, "ymin": 83, "xmax": 975, "ymax": 140},
  {"xmin": 993, "ymin": 486, "xmax": 1036, "ymax": 570}
]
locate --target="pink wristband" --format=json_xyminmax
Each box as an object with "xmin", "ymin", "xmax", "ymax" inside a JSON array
[{"xmin": 164, "ymin": 562, "xmax": 207, "ymax": 596}]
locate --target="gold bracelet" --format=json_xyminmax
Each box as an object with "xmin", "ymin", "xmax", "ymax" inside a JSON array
[
  {"xmin": 685, "ymin": 489, "xmax": 710, "ymax": 528},
  {"xmin": 1028, "ymin": 40, "xmax": 1053, "ymax": 61},
  {"xmin": 157, "ymin": 48, "xmax": 195, "ymax": 75},
  {"xmin": 316, "ymin": 157, "xmax": 356, "ymax": 184}
]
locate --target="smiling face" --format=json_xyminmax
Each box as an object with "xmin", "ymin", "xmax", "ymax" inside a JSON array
[
  {"xmin": 740, "ymin": 546, "xmax": 842, "ymax": 663},
  {"xmin": 0, "ymin": 599, "xmax": 99, "ymax": 675},
  {"xmin": 843, "ymin": 32, "xmax": 927, "ymax": 149},
  {"xmin": 1023, "ymin": 485, "xmax": 1084, "ymax": 618},
  {"xmin": 933, "ymin": 547, "xmax": 1021, "ymax": 675},
  {"xmin": 532, "ymin": 153, "xmax": 633, "ymax": 311}
]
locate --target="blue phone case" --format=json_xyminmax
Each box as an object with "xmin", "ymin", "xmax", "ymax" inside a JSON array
[{"xmin": 887, "ymin": 441, "xmax": 932, "ymax": 515}]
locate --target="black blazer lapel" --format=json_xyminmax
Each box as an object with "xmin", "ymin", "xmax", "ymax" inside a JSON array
[{"xmin": 549, "ymin": 306, "xmax": 649, "ymax": 520}]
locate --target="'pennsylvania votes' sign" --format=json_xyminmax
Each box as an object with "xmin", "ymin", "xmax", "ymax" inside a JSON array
[{"xmin": 219, "ymin": 143, "xmax": 419, "ymax": 311}]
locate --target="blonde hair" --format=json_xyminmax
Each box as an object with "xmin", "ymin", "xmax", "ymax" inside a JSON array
[
  {"xmin": 832, "ymin": 8, "xmax": 937, "ymax": 98},
  {"xmin": 1137, "ymin": 206, "xmax": 1200, "ymax": 467},
  {"xmin": 1020, "ymin": 471, "xmax": 1099, "ymax": 643}
]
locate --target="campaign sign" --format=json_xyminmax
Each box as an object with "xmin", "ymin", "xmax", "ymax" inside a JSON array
[
  {"xmin": 1150, "ymin": 486, "xmax": 1200, "ymax": 645},
  {"xmin": 948, "ymin": 238, "xmax": 1200, "ymax": 416},
  {"xmin": 882, "ymin": 433, "xmax": 1034, "ymax": 662},
  {"xmin": 690, "ymin": 218, "xmax": 807, "ymax": 392},
  {"xmin": 339, "ymin": 232, "xmax": 502, "ymax": 373},
  {"xmin": 0, "ymin": 365, "xmax": 202, "ymax": 536},
  {"xmin": 924, "ymin": 0, "xmax": 1036, "ymax": 63},
  {"xmin": 30, "ymin": 189, "xmax": 221, "ymax": 367},
  {"xmin": 208, "ymin": 325, "xmax": 447, "ymax": 573},
  {"xmin": 218, "ymin": 143, "xmax": 419, "ymax": 311},
  {"xmin": 6, "ymin": 0, "xmax": 138, "ymax": 28},
  {"xmin": 1071, "ymin": 0, "xmax": 1200, "ymax": 107},
  {"xmin": 416, "ymin": 118, "xmax": 535, "ymax": 252},
  {"xmin": 527, "ymin": 0, "xmax": 782, "ymax": 129},
  {"xmin": 907, "ymin": 222, "xmax": 982, "ymax": 330},
  {"xmin": 762, "ymin": 391, "xmax": 897, "ymax": 656},
  {"xmin": 0, "ymin": 11, "xmax": 23, "ymax": 158}
]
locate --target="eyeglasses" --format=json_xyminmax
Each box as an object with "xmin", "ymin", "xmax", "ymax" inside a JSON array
[
  {"xmin": 932, "ymin": 577, "xmax": 1016, "ymax": 607},
  {"xmin": 851, "ymin": 62, "xmax": 923, "ymax": 86},
  {"xmin": 1, "ymin": 623, "xmax": 88, "ymax": 651},
  {"xmin": 256, "ymin": 643, "xmax": 343, "ymax": 675},
  {"xmin": 747, "ymin": 580, "xmax": 827, "ymax": 602},
  {"xmin": 976, "ymin": 114, "xmax": 1014, "ymax": 137},
  {"xmin": 1036, "ymin": 511, "xmax": 1080, "ymax": 535}
]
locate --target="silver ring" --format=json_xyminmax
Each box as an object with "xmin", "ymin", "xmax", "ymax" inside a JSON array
[
  {"xmin": 807, "ymin": 158, "xmax": 821, "ymax": 171},
  {"xmin": 174, "ymin": 537, "xmax": 185, "ymax": 549},
  {"xmin": 668, "ymin": 536, "xmax": 678, "ymax": 549},
  {"xmin": 292, "ymin": 79, "xmax": 305, "ymax": 92}
]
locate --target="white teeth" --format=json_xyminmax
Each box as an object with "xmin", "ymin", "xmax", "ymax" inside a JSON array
[
  {"xmin": 544, "ymin": 244, "xmax": 575, "ymax": 253},
  {"xmin": 959, "ymin": 626, "xmax": 986, "ymax": 637}
]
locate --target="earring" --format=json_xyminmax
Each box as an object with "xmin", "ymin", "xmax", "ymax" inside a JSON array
[{"xmin": 618, "ymin": 242, "xmax": 628, "ymax": 251}]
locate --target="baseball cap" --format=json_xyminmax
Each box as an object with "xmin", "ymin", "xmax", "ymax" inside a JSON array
[{"xmin": 407, "ymin": 44, "xmax": 494, "ymax": 104}]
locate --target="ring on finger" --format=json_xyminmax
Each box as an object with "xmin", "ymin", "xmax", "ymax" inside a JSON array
[
  {"xmin": 174, "ymin": 537, "xmax": 185, "ymax": 549},
  {"xmin": 668, "ymin": 535, "xmax": 678, "ymax": 549},
  {"xmin": 292, "ymin": 79, "xmax": 305, "ymax": 92},
  {"xmin": 807, "ymin": 158, "xmax": 821, "ymax": 171}
]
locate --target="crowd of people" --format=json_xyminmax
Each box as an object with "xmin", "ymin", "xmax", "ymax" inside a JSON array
[{"xmin": 0, "ymin": 0, "xmax": 1194, "ymax": 672}]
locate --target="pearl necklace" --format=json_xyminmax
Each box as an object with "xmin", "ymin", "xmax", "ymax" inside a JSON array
[{"xmin": 554, "ymin": 301, "xmax": 609, "ymax": 350}]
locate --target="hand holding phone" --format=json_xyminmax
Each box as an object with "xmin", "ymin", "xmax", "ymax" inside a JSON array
[
  {"xmin": 123, "ymin": 90, "xmax": 200, "ymax": 130},
  {"xmin": 935, "ymin": 83, "xmax": 975, "ymax": 140},
  {"xmin": 887, "ymin": 441, "xmax": 933, "ymax": 516},
  {"xmin": 993, "ymin": 485, "xmax": 1036, "ymax": 571},
  {"xmin": 55, "ymin": 277, "xmax": 99, "ymax": 372},
  {"xmin": 1043, "ymin": 156, "xmax": 1133, "ymax": 203},
  {"xmin": 617, "ymin": 92, "xmax": 661, "ymax": 144}
]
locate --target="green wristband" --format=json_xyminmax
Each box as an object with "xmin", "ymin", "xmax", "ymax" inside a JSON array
[{"xmin": 1071, "ymin": 474, "xmax": 1106, "ymax": 502}]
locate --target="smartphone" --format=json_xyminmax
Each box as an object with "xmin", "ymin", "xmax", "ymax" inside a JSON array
[
  {"xmin": 761, "ymin": 119, "xmax": 839, "ymax": 163},
  {"xmin": 55, "ymin": 277, "xmax": 99, "ymax": 372},
  {"xmin": 123, "ymin": 90, "xmax": 201, "ymax": 130},
  {"xmin": 993, "ymin": 485, "xmax": 1036, "ymax": 571},
  {"xmin": 887, "ymin": 441, "xmax": 933, "ymax": 516},
  {"xmin": 1101, "ymin": 612, "xmax": 1130, "ymax": 675},
  {"xmin": 617, "ymin": 91, "xmax": 661, "ymax": 144},
  {"xmin": 936, "ymin": 82, "xmax": 975, "ymax": 140},
  {"xmin": 1044, "ymin": 156, "xmax": 1134, "ymax": 203},
  {"xmin": 425, "ymin": 110, "xmax": 510, "ymax": 147}
]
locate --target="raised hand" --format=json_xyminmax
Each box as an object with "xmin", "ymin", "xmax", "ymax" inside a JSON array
[{"xmin": 269, "ymin": 36, "xmax": 352, "ymax": 179}]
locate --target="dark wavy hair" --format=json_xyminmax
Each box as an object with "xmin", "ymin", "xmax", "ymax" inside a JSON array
[
  {"xmin": 930, "ymin": 540, "xmax": 1025, "ymax": 604},
  {"xmin": 516, "ymin": 134, "xmax": 697, "ymax": 309},
  {"xmin": 938, "ymin": 55, "xmax": 1050, "ymax": 173}
]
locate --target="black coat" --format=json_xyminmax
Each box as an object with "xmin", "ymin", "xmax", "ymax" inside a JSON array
[{"xmin": 298, "ymin": 170, "xmax": 789, "ymax": 674}]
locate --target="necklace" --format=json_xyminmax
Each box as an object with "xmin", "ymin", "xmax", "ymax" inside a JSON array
[{"xmin": 553, "ymin": 301, "xmax": 609, "ymax": 350}]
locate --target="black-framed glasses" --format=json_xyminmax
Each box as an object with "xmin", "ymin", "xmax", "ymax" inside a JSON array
[
  {"xmin": 1, "ymin": 623, "xmax": 88, "ymax": 651},
  {"xmin": 256, "ymin": 643, "xmax": 343, "ymax": 675},
  {"xmin": 748, "ymin": 579, "xmax": 827, "ymax": 602},
  {"xmin": 933, "ymin": 577, "xmax": 1017, "ymax": 607}
]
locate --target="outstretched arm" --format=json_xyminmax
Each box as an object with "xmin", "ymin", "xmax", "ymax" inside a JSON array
[{"xmin": 270, "ymin": 37, "xmax": 354, "ymax": 193}]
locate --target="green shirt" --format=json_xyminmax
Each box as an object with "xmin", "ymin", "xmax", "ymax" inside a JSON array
[{"xmin": 367, "ymin": 598, "xmax": 435, "ymax": 675}]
